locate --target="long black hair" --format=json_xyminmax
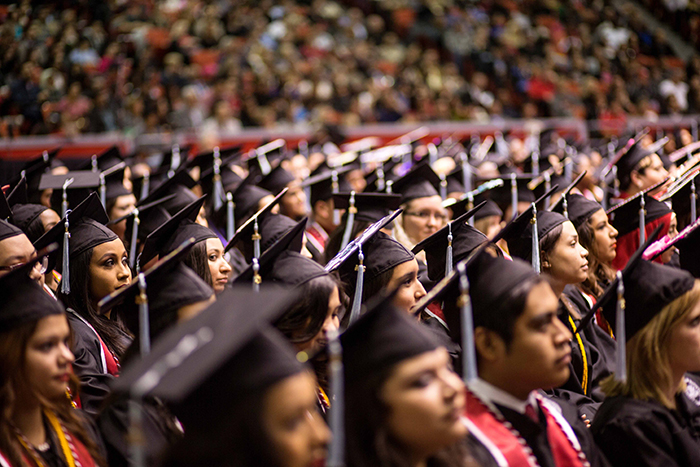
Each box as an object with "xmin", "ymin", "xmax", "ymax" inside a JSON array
[
  {"xmin": 57, "ymin": 246, "xmax": 132, "ymax": 358},
  {"xmin": 183, "ymin": 240, "xmax": 213, "ymax": 288}
]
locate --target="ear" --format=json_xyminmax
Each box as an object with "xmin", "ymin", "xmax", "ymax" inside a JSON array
[
  {"xmin": 630, "ymin": 170, "xmax": 643, "ymax": 189},
  {"xmin": 474, "ymin": 327, "xmax": 505, "ymax": 363},
  {"xmin": 314, "ymin": 199, "xmax": 332, "ymax": 218}
]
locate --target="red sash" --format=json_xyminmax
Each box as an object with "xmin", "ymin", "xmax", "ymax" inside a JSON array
[
  {"xmin": 99, "ymin": 338, "xmax": 120, "ymax": 376},
  {"xmin": 465, "ymin": 390, "xmax": 587, "ymax": 467},
  {"xmin": 305, "ymin": 224, "xmax": 328, "ymax": 254},
  {"xmin": 19, "ymin": 426, "xmax": 97, "ymax": 467}
]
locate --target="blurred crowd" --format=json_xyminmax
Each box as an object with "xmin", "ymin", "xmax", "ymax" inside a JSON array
[{"xmin": 2, "ymin": 0, "xmax": 700, "ymax": 138}]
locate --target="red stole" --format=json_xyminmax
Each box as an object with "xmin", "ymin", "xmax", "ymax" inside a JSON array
[
  {"xmin": 465, "ymin": 389, "xmax": 587, "ymax": 467},
  {"xmin": 99, "ymin": 338, "xmax": 120, "ymax": 376},
  {"xmin": 20, "ymin": 425, "xmax": 97, "ymax": 467},
  {"xmin": 305, "ymin": 223, "xmax": 328, "ymax": 254},
  {"xmin": 612, "ymin": 212, "xmax": 672, "ymax": 270}
]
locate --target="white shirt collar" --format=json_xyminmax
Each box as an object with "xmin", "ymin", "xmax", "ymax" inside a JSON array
[{"xmin": 469, "ymin": 378, "xmax": 539, "ymax": 415}]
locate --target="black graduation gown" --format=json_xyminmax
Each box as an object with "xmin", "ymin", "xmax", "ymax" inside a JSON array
[
  {"xmin": 547, "ymin": 289, "xmax": 615, "ymax": 421},
  {"xmin": 592, "ymin": 393, "xmax": 700, "ymax": 467},
  {"xmin": 420, "ymin": 315, "xmax": 460, "ymax": 366}
]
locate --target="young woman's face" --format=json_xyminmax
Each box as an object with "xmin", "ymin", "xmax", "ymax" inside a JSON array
[
  {"xmin": 402, "ymin": 196, "xmax": 447, "ymax": 244},
  {"xmin": 588, "ymin": 208, "xmax": 618, "ymax": 265},
  {"xmin": 668, "ymin": 297, "xmax": 700, "ymax": 377},
  {"xmin": 262, "ymin": 371, "xmax": 330, "ymax": 467},
  {"xmin": 22, "ymin": 314, "xmax": 75, "ymax": 402},
  {"xmin": 205, "ymin": 238, "xmax": 232, "ymax": 293},
  {"xmin": 381, "ymin": 347, "xmax": 467, "ymax": 459},
  {"xmin": 546, "ymin": 221, "xmax": 589, "ymax": 286},
  {"xmin": 633, "ymin": 154, "xmax": 668, "ymax": 192},
  {"xmin": 386, "ymin": 258, "xmax": 426, "ymax": 314},
  {"xmin": 109, "ymin": 194, "xmax": 137, "ymax": 240},
  {"xmin": 295, "ymin": 285, "xmax": 341, "ymax": 355},
  {"xmin": 39, "ymin": 209, "xmax": 61, "ymax": 232},
  {"xmin": 660, "ymin": 213, "xmax": 678, "ymax": 265},
  {"xmin": 89, "ymin": 239, "xmax": 131, "ymax": 304}
]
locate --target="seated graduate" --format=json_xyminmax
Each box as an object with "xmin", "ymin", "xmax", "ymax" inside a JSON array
[
  {"xmin": 590, "ymin": 259, "xmax": 700, "ymax": 467},
  {"xmin": 140, "ymin": 196, "xmax": 231, "ymax": 294},
  {"xmin": 458, "ymin": 251, "xmax": 609, "ymax": 467},
  {"xmin": 503, "ymin": 203, "xmax": 615, "ymax": 421},
  {"xmin": 0, "ymin": 259, "xmax": 104, "ymax": 467},
  {"xmin": 341, "ymin": 294, "xmax": 476, "ymax": 467},
  {"xmin": 5, "ymin": 176, "xmax": 61, "ymax": 243},
  {"xmin": 35, "ymin": 192, "xmax": 133, "ymax": 415},
  {"xmin": 96, "ymin": 239, "xmax": 214, "ymax": 467},
  {"xmin": 234, "ymin": 218, "xmax": 342, "ymax": 415},
  {"xmin": 114, "ymin": 287, "xmax": 330, "ymax": 467}
]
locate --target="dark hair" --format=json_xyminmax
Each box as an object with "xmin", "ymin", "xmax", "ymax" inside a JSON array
[
  {"xmin": 474, "ymin": 274, "xmax": 547, "ymax": 348},
  {"xmin": 341, "ymin": 266, "xmax": 394, "ymax": 329},
  {"xmin": 24, "ymin": 213, "xmax": 48, "ymax": 244},
  {"xmin": 345, "ymin": 364, "xmax": 472, "ymax": 467},
  {"xmin": 57, "ymin": 246, "xmax": 132, "ymax": 358},
  {"xmin": 539, "ymin": 223, "xmax": 564, "ymax": 270},
  {"xmin": 0, "ymin": 320, "xmax": 105, "ymax": 466},
  {"xmin": 183, "ymin": 240, "xmax": 213, "ymax": 288},
  {"xmin": 325, "ymin": 219, "xmax": 372, "ymax": 262},
  {"xmin": 577, "ymin": 214, "xmax": 614, "ymax": 297}
]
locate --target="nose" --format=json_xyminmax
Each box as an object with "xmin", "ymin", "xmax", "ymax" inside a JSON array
[
  {"xmin": 441, "ymin": 369, "xmax": 463, "ymax": 401},
  {"xmin": 60, "ymin": 343, "xmax": 75, "ymax": 364},
  {"xmin": 414, "ymin": 280, "xmax": 427, "ymax": 301},
  {"xmin": 220, "ymin": 258, "xmax": 232, "ymax": 274},
  {"xmin": 310, "ymin": 412, "xmax": 332, "ymax": 447},
  {"xmin": 554, "ymin": 319, "xmax": 573, "ymax": 345},
  {"xmin": 610, "ymin": 225, "xmax": 618, "ymax": 239},
  {"xmin": 323, "ymin": 315, "xmax": 339, "ymax": 335},
  {"xmin": 118, "ymin": 262, "xmax": 131, "ymax": 282}
]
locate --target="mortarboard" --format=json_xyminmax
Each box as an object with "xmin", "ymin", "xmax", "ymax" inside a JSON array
[
  {"xmin": 612, "ymin": 135, "xmax": 668, "ymax": 187},
  {"xmin": 364, "ymin": 157, "xmax": 402, "ymax": 193},
  {"xmin": 9, "ymin": 203, "xmax": 52, "ymax": 244},
  {"xmin": 442, "ymin": 178, "xmax": 504, "ymax": 219},
  {"xmin": 229, "ymin": 172, "xmax": 273, "ymax": 227},
  {"xmin": 661, "ymin": 169, "xmax": 700, "ymax": 230},
  {"xmin": 140, "ymin": 167, "xmax": 199, "ymax": 216},
  {"xmin": 257, "ymin": 164, "xmax": 296, "ymax": 195},
  {"xmin": 189, "ymin": 145, "xmax": 242, "ymax": 206},
  {"xmin": 78, "ymin": 145, "xmax": 124, "ymax": 172},
  {"xmin": 606, "ymin": 179, "xmax": 671, "ymax": 239},
  {"xmin": 549, "ymin": 172, "xmax": 603, "ymax": 230},
  {"xmin": 301, "ymin": 165, "xmax": 354, "ymax": 206},
  {"xmin": 259, "ymin": 214, "xmax": 305, "ymax": 255},
  {"xmin": 0, "ymin": 248, "xmax": 64, "ymax": 331},
  {"xmin": 390, "ymin": 162, "xmax": 441, "ymax": 204},
  {"xmin": 490, "ymin": 174, "xmax": 536, "ymax": 220},
  {"xmin": 99, "ymin": 238, "xmax": 214, "ymax": 347},
  {"xmin": 0, "ymin": 218, "xmax": 26, "ymax": 242},
  {"xmin": 103, "ymin": 164, "xmax": 132, "ymax": 202},
  {"xmin": 40, "ymin": 170, "xmax": 101, "ymax": 216},
  {"xmin": 503, "ymin": 209, "xmax": 567, "ymax": 263},
  {"xmin": 7, "ymin": 176, "xmax": 29, "ymax": 206},
  {"xmin": 412, "ymin": 201, "xmax": 489, "ymax": 282},
  {"xmin": 9, "ymin": 148, "xmax": 59, "ymax": 202},
  {"xmin": 644, "ymin": 218, "xmax": 700, "ymax": 278},
  {"xmin": 157, "ymin": 144, "xmax": 190, "ymax": 176},
  {"xmin": 140, "ymin": 196, "xmax": 216, "ymax": 267},
  {"xmin": 333, "ymin": 191, "xmax": 402, "ymax": 250}
]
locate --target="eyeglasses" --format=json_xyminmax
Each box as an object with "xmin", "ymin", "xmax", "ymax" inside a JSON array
[
  {"xmin": 0, "ymin": 256, "xmax": 49, "ymax": 275},
  {"xmin": 403, "ymin": 211, "xmax": 448, "ymax": 222}
]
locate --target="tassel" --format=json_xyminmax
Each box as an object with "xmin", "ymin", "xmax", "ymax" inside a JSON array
[
  {"xmin": 340, "ymin": 192, "xmax": 356, "ymax": 250},
  {"xmin": 332, "ymin": 171, "xmax": 340, "ymax": 226},
  {"xmin": 61, "ymin": 177, "xmax": 74, "ymax": 218},
  {"xmin": 213, "ymin": 147, "xmax": 224, "ymax": 212},
  {"xmin": 385, "ymin": 180, "xmax": 393, "ymax": 194},
  {"xmin": 129, "ymin": 208, "xmax": 140, "ymax": 271},
  {"xmin": 510, "ymin": 173, "xmax": 517, "ymax": 220},
  {"xmin": 128, "ymin": 398, "xmax": 147, "ymax": 467},
  {"xmin": 61, "ymin": 213, "xmax": 71, "ymax": 294},
  {"xmin": 615, "ymin": 271, "xmax": 627, "ymax": 382},
  {"xmin": 461, "ymin": 153, "xmax": 472, "ymax": 193},
  {"xmin": 439, "ymin": 173, "xmax": 447, "ymax": 200},
  {"xmin": 544, "ymin": 172, "xmax": 551, "ymax": 210},
  {"xmin": 692, "ymin": 178, "xmax": 697, "ymax": 224},
  {"xmin": 137, "ymin": 273, "xmax": 150, "ymax": 357},
  {"xmin": 377, "ymin": 163, "xmax": 385, "ymax": 192},
  {"xmin": 639, "ymin": 195, "xmax": 646, "ymax": 245},
  {"xmin": 349, "ymin": 246, "xmax": 365, "ymax": 324},
  {"xmin": 445, "ymin": 222, "xmax": 453, "ymax": 277},
  {"xmin": 467, "ymin": 193, "xmax": 475, "ymax": 227},
  {"xmin": 252, "ymin": 258, "xmax": 261, "ymax": 293},
  {"xmin": 140, "ymin": 172, "xmax": 150, "ymax": 201},
  {"xmin": 99, "ymin": 173, "xmax": 107, "ymax": 209},
  {"xmin": 326, "ymin": 328, "xmax": 345, "ymax": 467},
  {"xmin": 257, "ymin": 149, "xmax": 272, "ymax": 176},
  {"xmin": 531, "ymin": 203, "xmax": 540, "ymax": 273},
  {"xmin": 457, "ymin": 262, "xmax": 477, "ymax": 382},
  {"xmin": 252, "ymin": 217, "xmax": 261, "ymax": 260},
  {"xmin": 91, "ymin": 154, "xmax": 98, "ymax": 172},
  {"xmin": 226, "ymin": 193, "xmax": 235, "ymax": 241},
  {"xmin": 563, "ymin": 195, "xmax": 569, "ymax": 219},
  {"xmin": 531, "ymin": 149, "xmax": 540, "ymax": 176}
]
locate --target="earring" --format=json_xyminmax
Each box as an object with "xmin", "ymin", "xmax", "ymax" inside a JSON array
[{"xmin": 542, "ymin": 260, "xmax": 551, "ymax": 269}]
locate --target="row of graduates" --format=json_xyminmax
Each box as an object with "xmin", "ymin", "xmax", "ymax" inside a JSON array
[{"xmin": 0, "ymin": 131, "xmax": 699, "ymax": 466}]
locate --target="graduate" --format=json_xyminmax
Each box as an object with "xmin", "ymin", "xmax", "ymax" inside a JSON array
[
  {"xmin": 0, "ymin": 259, "xmax": 104, "ymax": 467},
  {"xmin": 0, "ymin": 218, "xmax": 44, "ymax": 282},
  {"xmin": 6, "ymin": 176, "xmax": 61, "ymax": 243},
  {"xmin": 612, "ymin": 135, "xmax": 669, "ymax": 199},
  {"xmin": 257, "ymin": 164, "xmax": 308, "ymax": 221},
  {"xmin": 35, "ymin": 192, "xmax": 133, "ymax": 415},
  {"xmin": 590, "ymin": 259, "xmax": 700, "ymax": 466}
]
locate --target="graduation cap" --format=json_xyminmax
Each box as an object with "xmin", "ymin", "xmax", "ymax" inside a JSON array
[
  {"xmin": 140, "ymin": 167, "xmax": 199, "ymax": 216},
  {"xmin": 34, "ymin": 192, "xmax": 116, "ymax": 294},
  {"xmin": 491, "ymin": 173, "xmax": 536, "ymax": 220},
  {"xmin": 333, "ymin": 191, "xmax": 402, "ymax": 250},
  {"xmin": 10, "ymin": 148, "xmax": 60, "ymax": 202},
  {"xmin": 107, "ymin": 194, "xmax": 176, "ymax": 270},
  {"xmin": 248, "ymin": 139, "xmax": 287, "ymax": 178},
  {"xmin": 0, "ymin": 217, "xmax": 24, "ymax": 243},
  {"xmin": 364, "ymin": 157, "xmax": 402, "ymax": 193},
  {"xmin": 412, "ymin": 201, "xmax": 489, "ymax": 281},
  {"xmin": 661, "ymin": 169, "xmax": 700, "ymax": 229},
  {"xmin": 140, "ymin": 196, "xmax": 216, "ymax": 268},
  {"xmin": 7, "ymin": 176, "xmax": 28, "ymax": 206},
  {"xmin": 101, "ymin": 162, "xmax": 132, "ymax": 207},
  {"xmin": 189, "ymin": 145, "xmax": 242, "ymax": 209},
  {"xmin": 233, "ymin": 217, "xmax": 308, "ymax": 288},
  {"xmin": 442, "ymin": 178, "xmax": 504, "ymax": 221},
  {"xmin": 40, "ymin": 171, "xmax": 101, "ymax": 217},
  {"xmin": 546, "ymin": 170, "xmax": 586, "ymax": 216},
  {"xmin": 390, "ymin": 162, "xmax": 441, "ymax": 204},
  {"xmin": 325, "ymin": 210, "xmax": 411, "ymax": 323},
  {"xmin": 79, "ymin": 145, "xmax": 124, "ymax": 172},
  {"xmin": 259, "ymin": 214, "xmax": 305, "ymax": 256},
  {"xmin": 644, "ymin": 218, "xmax": 700, "ymax": 278},
  {"xmin": 0, "ymin": 247, "xmax": 64, "ymax": 331},
  {"xmin": 157, "ymin": 144, "xmax": 190, "ymax": 176},
  {"xmin": 229, "ymin": 172, "xmax": 273, "ymax": 227},
  {"xmin": 549, "ymin": 172, "xmax": 603, "ymax": 230},
  {"xmin": 9, "ymin": 202, "xmax": 53, "ymax": 244},
  {"xmin": 98, "ymin": 238, "xmax": 214, "ymax": 353},
  {"xmin": 300, "ymin": 165, "xmax": 354, "ymax": 206},
  {"xmin": 612, "ymin": 134, "xmax": 668, "ymax": 190},
  {"xmin": 606, "ymin": 179, "xmax": 671, "ymax": 243},
  {"xmin": 224, "ymin": 187, "xmax": 288, "ymax": 259},
  {"xmin": 257, "ymin": 164, "xmax": 296, "ymax": 195}
]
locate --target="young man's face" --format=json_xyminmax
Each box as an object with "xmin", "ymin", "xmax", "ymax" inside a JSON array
[{"xmin": 493, "ymin": 282, "xmax": 572, "ymax": 399}]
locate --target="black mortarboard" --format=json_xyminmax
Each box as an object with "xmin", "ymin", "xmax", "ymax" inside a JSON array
[
  {"xmin": 234, "ymin": 218, "xmax": 308, "ymax": 285},
  {"xmin": 40, "ymin": 171, "xmax": 101, "ymax": 216},
  {"xmin": 546, "ymin": 170, "xmax": 587, "ymax": 213},
  {"xmin": 503, "ymin": 209, "xmax": 567, "ymax": 262},
  {"xmin": 257, "ymin": 164, "xmax": 296, "ymax": 195},
  {"xmin": 259, "ymin": 214, "xmax": 304, "ymax": 255},
  {"xmin": 412, "ymin": 202, "xmax": 489, "ymax": 282},
  {"xmin": 364, "ymin": 157, "xmax": 402, "ymax": 193},
  {"xmin": 113, "ymin": 286, "xmax": 303, "ymax": 405},
  {"xmin": 103, "ymin": 165, "xmax": 132, "ymax": 202},
  {"xmin": 661, "ymin": 169, "xmax": 700, "ymax": 230},
  {"xmin": 230, "ymin": 173, "xmax": 273, "ymax": 226},
  {"xmin": 0, "ymin": 189, "xmax": 13, "ymax": 223},
  {"xmin": 157, "ymin": 144, "xmax": 190, "ymax": 175},
  {"xmin": 78, "ymin": 145, "xmax": 124, "ymax": 172},
  {"xmin": 187, "ymin": 146, "xmax": 241, "ymax": 173},
  {"xmin": 10, "ymin": 148, "xmax": 59, "ymax": 201},
  {"xmin": 333, "ymin": 192, "xmax": 402, "ymax": 224},
  {"xmin": 0, "ymin": 219, "xmax": 24, "ymax": 242},
  {"xmin": 551, "ymin": 194, "xmax": 602, "ymax": 231},
  {"xmin": 490, "ymin": 174, "xmax": 536, "ymax": 219},
  {"xmin": 140, "ymin": 196, "xmax": 216, "ymax": 267},
  {"xmin": 10, "ymin": 203, "xmax": 50, "ymax": 243},
  {"xmin": 190, "ymin": 146, "xmax": 243, "ymax": 202},
  {"xmin": 442, "ymin": 178, "xmax": 505, "ymax": 218},
  {"xmin": 606, "ymin": 184, "xmax": 671, "ymax": 238},
  {"xmin": 0, "ymin": 252, "xmax": 64, "ymax": 331},
  {"xmin": 141, "ymin": 167, "xmax": 199, "ymax": 216},
  {"xmin": 99, "ymin": 238, "xmax": 214, "ymax": 343},
  {"xmin": 301, "ymin": 166, "xmax": 353, "ymax": 206},
  {"xmin": 7, "ymin": 176, "xmax": 29, "ymax": 206},
  {"xmin": 613, "ymin": 135, "xmax": 666, "ymax": 185},
  {"xmin": 223, "ymin": 188, "xmax": 288, "ymax": 257},
  {"xmin": 390, "ymin": 162, "xmax": 441, "ymax": 203},
  {"xmin": 645, "ymin": 218, "xmax": 700, "ymax": 278},
  {"xmin": 341, "ymin": 295, "xmax": 437, "ymax": 385}
]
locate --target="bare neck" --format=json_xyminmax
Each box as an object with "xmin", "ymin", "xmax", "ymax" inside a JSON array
[{"xmin": 11, "ymin": 395, "xmax": 46, "ymax": 447}]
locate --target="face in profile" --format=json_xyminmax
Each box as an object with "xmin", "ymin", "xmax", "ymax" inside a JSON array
[
  {"xmin": 545, "ymin": 221, "xmax": 588, "ymax": 287},
  {"xmin": 588, "ymin": 208, "xmax": 617, "ymax": 265},
  {"xmin": 380, "ymin": 347, "xmax": 467, "ymax": 459},
  {"xmin": 385, "ymin": 258, "xmax": 426, "ymax": 315}
]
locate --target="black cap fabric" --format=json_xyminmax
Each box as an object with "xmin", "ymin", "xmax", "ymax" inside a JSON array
[
  {"xmin": 103, "ymin": 166, "xmax": 132, "ymax": 201},
  {"xmin": 412, "ymin": 201, "xmax": 489, "ymax": 281},
  {"xmin": 142, "ymin": 167, "xmax": 199, "ymax": 216},
  {"xmin": 676, "ymin": 222, "xmax": 700, "ymax": 278},
  {"xmin": 301, "ymin": 166, "xmax": 353, "ymax": 205},
  {"xmin": 224, "ymin": 188, "xmax": 289, "ymax": 255},
  {"xmin": 600, "ymin": 260, "xmax": 695, "ymax": 341},
  {"xmin": 0, "ymin": 258, "xmax": 65, "ymax": 331},
  {"xmin": 502, "ymin": 209, "xmax": 567, "ymax": 261},
  {"xmin": 11, "ymin": 148, "xmax": 59, "ymax": 197},
  {"xmin": 0, "ymin": 218, "xmax": 24, "ymax": 242},
  {"xmin": 108, "ymin": 195, "xmax": 175, "ymax": 243},
  {"xmin": 112, "ymin": 286, "xmax": 303, "ymax": 402},
  {"xmin": 257, "ymin": 165, "xmax": 296, "ymax": 195},
  {"xmin": 333, "ymin": 192, "xmax": 402, "ymax": 224},
  {"xmin": 99, "ymin": 238, "xmax": 214, "ymax": 340},
  {"xmin": 41, "ymin": 171, "xmax": 101, "ymax": 213},
  {"xmin": 192, "ymin": 146, "xmax": 243, "ymax": 196},
  {"xmin": 78, "ymin": 145, "xmax": 124, "ymax": 172},
  {"xmin": 661, "ymin": 169, "xmax": 700, "ymax": 230},
  {"xmin": 552, "ymin": 194, "xmax": 603, "ymax": 230},
  {"xmin": 157, "ymin": 145, "xmax": 191, "ymax": 173},
  {"xmin": 10, "ymin": 204, "xmax": 49, "ymax": 243},
  {"xmin": 614, "ymin": 137, "xmax": 658, "ymax": 184},
  {"xmin": 364, "ymin": 157, "xmax": 402, "ymax": 193},
  {"xmin": 7, "ymin": 176, "xmax": 29, "ymax": 206},
  {"xmin": 140, "ymin": 196, "xmax": 216, "ymax": 266},
  {"xmin": 269, "ymin": 251, "xmax": 329, "ymax": 288},
  {"xmin": 341, "ymin": 295, "xmax": 437, "ymax": 384},
  {"xmin": 491, "ymin": 175, "xmax": 536, "ymax": 211},
  {"xmin": 391, "ymin": 162, "xmax": 441, "ymax": 204},
  {"xmin": 607, "ymin": 191, "xmax": 671, "ymax": 238}
]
